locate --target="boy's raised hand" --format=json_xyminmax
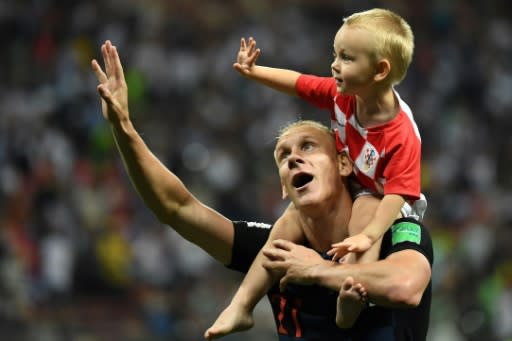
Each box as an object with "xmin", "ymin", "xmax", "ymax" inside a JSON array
[
  {"xmin": 91, "ymin": 40, "xmax": 129, "ymax": 124},
  {"xmin": 233, "ymin": 37, "xmax": 261, "ymax": 76},
  {"xmin": 327, "ymin": 233, "xmax": 373, "ymax": 262}
]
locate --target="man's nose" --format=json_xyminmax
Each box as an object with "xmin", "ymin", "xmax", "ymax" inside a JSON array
[{"xmin": 287, "ymin": 154, "xmax": 305, "ymax": 168}]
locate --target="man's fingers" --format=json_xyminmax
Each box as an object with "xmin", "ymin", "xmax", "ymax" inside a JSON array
[
  {"xmin": 272, "ymin": 239, "xmax": 293, "ymax": 251},
  {"xmin": 262, "ymin": 247, "xmax": 286, "ymax": 261},
  {"xmin": 240, "ymin": 37, "xmax": 246, "ymax": 50},
  {"xmin": 97, "ymin": 85, "xmax": 109, "ymax": 100},
  {"xmin": 91, "ymin": 59, "xmax": 108, "ymax": 83},
  {"xmin": 102, "ymin": 41, "xmax": 112, "ymax": 76},
  {"xmin": 279, "ymin": 276, "xmax": 289, "ymax": 292},
  {"xmin": 110, "ymin": 46, "xmax": 125, "ymax": 81}
]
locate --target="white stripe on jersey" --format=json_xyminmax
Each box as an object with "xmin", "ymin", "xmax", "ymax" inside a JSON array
[
  {"xmin": 246, "ymin": 222, "xmax": 272, "ymax": 229},
  {"xmin": 394, "ymin": 90, "xmax": 421, "ymax": 142}
]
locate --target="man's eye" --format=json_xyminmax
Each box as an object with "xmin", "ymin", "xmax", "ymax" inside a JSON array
[
  {"xmin": 303, "ymin": 142, "xmax": 314, "ymax": 151},
  {"xmin": 279, "ymin": 151, "xmax": 290, "ymax": 162}
]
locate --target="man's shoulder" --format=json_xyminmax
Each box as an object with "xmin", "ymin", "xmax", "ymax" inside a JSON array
[{"xmin": 381, "ymin": 218, "xmax": 434, "ymax": 264}]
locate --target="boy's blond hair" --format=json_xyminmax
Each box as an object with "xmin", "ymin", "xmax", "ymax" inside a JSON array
[{"xmin": 344, "ymin": 8, "xmax": 414, "ymax": 86}]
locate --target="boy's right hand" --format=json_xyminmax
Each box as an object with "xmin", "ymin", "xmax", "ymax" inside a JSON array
[{"xmin": 233, "ymin": 37, "xmax": 261, "ymax": 76}]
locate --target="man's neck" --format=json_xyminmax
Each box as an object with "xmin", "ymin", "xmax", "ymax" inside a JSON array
[{"xmin": 297, "ymin": 191, "xmax": 352, "ymax": 252}]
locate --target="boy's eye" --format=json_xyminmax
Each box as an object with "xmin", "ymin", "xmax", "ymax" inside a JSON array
[{"xmin": 341, "ymin": 53, "xmax": 353, "ymax": 61}]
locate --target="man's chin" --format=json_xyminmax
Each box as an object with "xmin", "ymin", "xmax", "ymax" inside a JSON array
[{"xmin": 292, "ymin": 195, "xmax": 321, "ymax": 210}]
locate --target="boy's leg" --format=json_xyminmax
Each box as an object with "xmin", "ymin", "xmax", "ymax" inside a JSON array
[
  {"xmin": 336, "ymin": 195, "xmax": 382, "ymax": 327},
  {"xmin": 205, "ymin": 204, "xmax": 304, "ymax": 340}
]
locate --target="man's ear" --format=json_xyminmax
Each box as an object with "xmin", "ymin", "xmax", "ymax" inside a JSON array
[
  {"xmin": 374, "ymin": 58, "xmax": 391, "ymax": 82},
  {"xmin": 338, "ymin": 152, "xmax": 353, "ymax": 176},
  {"xmin": 281, "ymin": 182, "xmax": 288, "ymax": 200}
]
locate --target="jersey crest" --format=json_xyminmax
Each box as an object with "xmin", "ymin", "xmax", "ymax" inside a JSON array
[{"xmin": 354, "ymin": 142, "xmax": 379, "ymax": 178}]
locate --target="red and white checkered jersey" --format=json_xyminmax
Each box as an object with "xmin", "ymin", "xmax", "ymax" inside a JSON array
[{"xmin": 296, "ymin": 74, "xmax": 421, "ymax": 200}]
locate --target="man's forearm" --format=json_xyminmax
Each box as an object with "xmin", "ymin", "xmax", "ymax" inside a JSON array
[
  {"xmin": 110, "ymin": 119, "xmax": 235, "ymax": 265},
  {"xmin": 310, "ymin": 252, "xmax": 430, "ymax": 308},
  {"xmin": 111, "ymin": 118, "xmax": 190, "ymax": 222}
]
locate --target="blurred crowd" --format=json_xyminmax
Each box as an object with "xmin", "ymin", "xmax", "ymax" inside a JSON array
[{"xmin": 0, "ymin": 0, "xmax": 511, "ymax": 340}]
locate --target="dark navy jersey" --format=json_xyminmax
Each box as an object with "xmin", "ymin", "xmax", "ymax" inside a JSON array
[{"xmin": 228, "ymin": 218, "xmax": 433, "ymax": 341}]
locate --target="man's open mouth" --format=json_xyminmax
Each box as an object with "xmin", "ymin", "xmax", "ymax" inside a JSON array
[{"xmin": 292, "ymin": 172, "xmax": 313, "ymax": 188}]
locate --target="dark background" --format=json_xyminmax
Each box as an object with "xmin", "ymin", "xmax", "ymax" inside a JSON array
[{"xmin": 0, "ymin": 0, "xmax": 511, "ymax": 340}]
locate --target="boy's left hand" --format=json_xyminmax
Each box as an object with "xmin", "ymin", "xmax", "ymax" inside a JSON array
[{"xmin": 327, "ymin": 234, "xmax": 373, "ymax": 262}]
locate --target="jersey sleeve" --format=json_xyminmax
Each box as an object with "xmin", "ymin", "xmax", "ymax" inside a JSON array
[
  {"xmin": 382, "ymin": 130, "xmax": 422, "ymax": 200},
  {"xmin": 295, "ymin": 74, "xmax": 338, "ymax": 110},
  {"xmin": 380, "ymin": 217, "xmax": 434, "ymax": 266},
  {"xmin": 226, "ymin": 221, "xmax": 272, "ymax": 273}
]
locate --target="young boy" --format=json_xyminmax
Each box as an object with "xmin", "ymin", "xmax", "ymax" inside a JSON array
[{"xmin": 205, "ymin": 8, "xmax": 427, "ymax": 339}]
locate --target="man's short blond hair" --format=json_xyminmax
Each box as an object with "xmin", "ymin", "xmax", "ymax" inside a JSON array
[
  {"xmin": 343, "ymin": 8, "xmax": 414, "ymax": 86},
  {"xmin": 276, "ymin": 120, "xmax": 333, "ymax": 141},
  {"xmin": 274, "ymin": 120, "xmax": 335, "ymax": 160}
]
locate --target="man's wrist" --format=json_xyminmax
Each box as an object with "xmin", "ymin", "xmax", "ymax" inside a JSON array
[{"xmin": 308, "ymin": 260, "xmax": 340, "ymax": 290}]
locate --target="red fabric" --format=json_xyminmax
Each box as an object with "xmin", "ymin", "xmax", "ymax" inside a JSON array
[{"xmin": 296, "ymin": 74, "xmax": 422, "ymax": 200}]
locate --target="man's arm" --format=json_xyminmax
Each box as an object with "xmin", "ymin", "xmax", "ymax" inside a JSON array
[
  {"xmin": 262, "ymin": 239, "xmax": 431, "ymax": 308},
  {"xmin": 91, "ymin": 40, "xmax": 234, "ymax": 265}
]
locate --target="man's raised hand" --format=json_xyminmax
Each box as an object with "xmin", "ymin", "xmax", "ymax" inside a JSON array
[{"xmin": 91, "ymin": 40, "xmax": 129, "ymax": 124}]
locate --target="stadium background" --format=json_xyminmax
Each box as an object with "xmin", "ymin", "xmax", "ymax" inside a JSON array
[{"xmin": 0, "ymin": 0, "xmax": 511, "ymax": 340}]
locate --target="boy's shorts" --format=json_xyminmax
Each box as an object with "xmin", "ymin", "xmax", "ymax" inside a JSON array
[{"xmin": 349, "ymin": 176, "xmax": 427, "ymax": 221}]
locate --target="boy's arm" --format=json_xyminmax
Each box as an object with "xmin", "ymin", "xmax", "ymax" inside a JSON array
[
  {"xmin": 330, "ymin": 194, "xmax": 405, "ymax": 256},
  {"xmin": 238, "ymin": 66, "xmax": 301, "ymax": 97},
  {"xmin": 233, "ymin": 37, "xmax": 301, "ymax": 97},
  {"xmin": 92, "ymin": 40, "xmax": 235, "ymax": 265},
  {"xmin": 358, "ymin": 194, "xmax": 405, "ymax": 245}
]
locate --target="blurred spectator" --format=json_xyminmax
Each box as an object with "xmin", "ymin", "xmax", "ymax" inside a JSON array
[{"xmin": 1, "ymin": 0, "xmax": 511, "ymax": 340}]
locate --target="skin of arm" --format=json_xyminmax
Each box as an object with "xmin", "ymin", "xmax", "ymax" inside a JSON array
[
  {"xmin": 91, "ymin": 40, "xmax": 234, "ymax": 265},
  {"xmin": 228, "ymin": 204, "xmax": 305, "ymax": 309},
  {"xmin": 362, "ymin": 194, "xmax": 405, "ymax": 243},
  {"xmin": 262, "ymin": 239, "xmax": 431, "ymax": 308},
  {"xmin": 329, "ymin": 194, "xmax": 405, "ymax": 258},
  {"xmin": 233, "ymin": 37, "xmax": 301, "ymax": 97}
]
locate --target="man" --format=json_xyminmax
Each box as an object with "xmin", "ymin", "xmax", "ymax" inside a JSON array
[{"xmin": 91, "ymin": 40, "xmax": 433, "ymax": 340}]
